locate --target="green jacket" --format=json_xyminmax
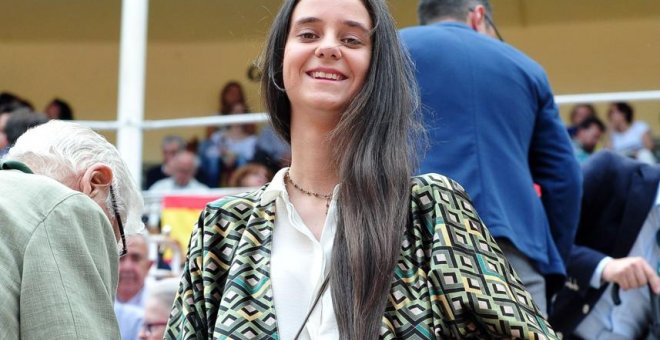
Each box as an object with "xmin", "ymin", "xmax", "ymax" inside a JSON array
[
  {"xmin": 166, "ymin": 174, "xmax": 558, "ymax": 339},
  {"xmin": 0, "ymin": 170, "xmax": 120, "ymax": 339}
]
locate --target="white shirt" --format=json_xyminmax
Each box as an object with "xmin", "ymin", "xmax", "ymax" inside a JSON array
[
  {"xmin": 611, "ymin": 121, "xmax": 650, "ymax": 155},
  {"xmin": 261, "ymin": 168, "xmax": 340, "ymax": 340},
  {"xmin": 575, "ymin": 181, "xmax": 660, "ymax": 339},
  {"xmin": 148, "ymin": 177, "xmax": 209, "ymax": 194}
]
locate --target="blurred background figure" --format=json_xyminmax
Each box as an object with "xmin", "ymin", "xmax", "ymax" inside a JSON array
[
  {"xmin": 219, "ymin": 81, "xmax": 249, "ymax": 116},
  {"xmin": 148, "ymin": 150, "xmax": 208, "ymax": 193},
  {"xmin": 144, "ymin": 135, "xmax": 187, "ymax": 189},
  {"xmin": 44, "ymin": 98, "xmax": 74, "ymax": 120},
  {"xmin": 205, "ymin": 80, "xmax": 251, "ymax": 138},
  {"xmin": 252, "ymin": 125, "xmax": 291, "ymax": 174},
  {"xmin": 550, "ymin": 151, "xmax": 660, "ymax": 339},
  {"xmin": 0, "ymin": 91, "xmax": 33, "ymax": 113},
  {"xmin": 572, "ymin": 116, "xmax": 606, "ymax": 163},
  {"xmin": 567, "ymin": 103, "xmax": 598, "ymax": 137},
  {"xmin": 199, "ymin": 86, "xmax": 257, "ymax": 187},
  {"xmin": 607, "ymin": 101, "xmax": 656, "ymax": 164},
  {"xmin": 4, "ymin": 111, "xmax": 49, "ymax": 148},
  {"xmin": 116, "ymin": 234, "xmax": 154, "ymax": 339},
  {"xmin": 139, "ymin": 278, "xmax": 179, "ymax": 340},
  {"xmin": 228, "ymin": 162, "xmax": 272, "ymax": 187},
  {"xmin": 117, "ymin": 234, "xmax": 154, "ymax": 307}
]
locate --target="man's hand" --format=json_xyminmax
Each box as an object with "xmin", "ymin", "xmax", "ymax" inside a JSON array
[{"xmin": 602, "ymin": 257, "xmax": 660, "ymax": 294}]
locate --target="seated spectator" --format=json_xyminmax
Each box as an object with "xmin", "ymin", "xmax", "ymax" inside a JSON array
[
  {"xmin": 4, "ymin": 110, "xmax": 49, "ymax": 147},
  {"xmin": 144, "ymin": 135, "xmax": 186, "ymax": 189},
  {"xmin": 114, "ymin": 302, "xmax": 143, "ymax": 340},
  {"xmin": 607, "ymin": 101, "xmax": 656, "ymax": 164},
  {"xmin": 199, "ymin": 103, "xmax": 257, "ymax": 187},
  {"xmin": 44, "ymin": 98, "xmax": 74, "ymax": 120},
  {"xmin": 149, "ymin": 150, "xmax": 208, "ymax": 193},
  {"xmin": 116, "ymin": 233, "xmax": 153, "ymax": 339},
  {"xmin": 228, "ymin": 163, "xmax": 273, "ymax": 187},
  {"xmin": 567, "ymin": 103, "xmax": 597, "ymax": 137},
  {"xmin": 252, "ymin": 124, "xmax": 291, "ymax": 174},
  {"xmin": 206, "ymin": 81, "xmax": 251, "ymax": 138},
  {"xmin": 139, "ymin": 278, "xmax": 179, "ymax": 340},
  {"xmin": 0, "ymin": 91, "xmax": 33, "ymax": 112},
  {"xmin": 550, "ymin": 151, "xmax": 660, "ymax": 338},
  {"xmin": 572, "ymin": 116, "xmax": 605, "ymax": 163}
]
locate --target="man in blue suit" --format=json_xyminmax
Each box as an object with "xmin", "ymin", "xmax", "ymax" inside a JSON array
[
  {"xmin": 550, "ymin": 151, "xmax": 660, "ymax": 339},
  {"xmin": 401, "ymin": 0, "xmax": 582, "ymax": 314}
]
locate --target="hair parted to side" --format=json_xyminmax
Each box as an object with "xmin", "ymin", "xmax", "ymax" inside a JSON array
[
  {"xmin": 260, "ymin": 0, "xmax": 422, "ymax": 338},
  {"xmin": 7, "ymin": 120, "xmax": 144, "ymax": 234},
  {"xmin": 418, "ymin": 0, "xmax": 493, "ymax": 25}
]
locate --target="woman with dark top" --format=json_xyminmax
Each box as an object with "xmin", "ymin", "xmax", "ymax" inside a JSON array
[{"xmin": 166, "ymin": 0, "xmax": 556, "ymax": 338}]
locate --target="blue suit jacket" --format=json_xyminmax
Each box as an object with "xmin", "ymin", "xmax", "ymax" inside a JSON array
[
  {"xmin": 400, "ymin": 23, "xmax": 582, "ymax": 292},
  {"xmin": 549, "ymin": 151, "xmax": 660, "ymax": 335}
]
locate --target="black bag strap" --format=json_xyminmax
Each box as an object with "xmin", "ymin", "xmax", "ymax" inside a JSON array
[
  {"xmin": 648, "ymin": 285, "xmax": 660, "ymax": 340},
  {"xmin": 293, "ymin": 275, "xmax": 330, "ymax": 340}
]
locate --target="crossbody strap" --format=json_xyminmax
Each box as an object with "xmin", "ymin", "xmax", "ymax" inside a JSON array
[{"xmin": 293, "ymin": 275, "xmax": 331, "ymax": 340}]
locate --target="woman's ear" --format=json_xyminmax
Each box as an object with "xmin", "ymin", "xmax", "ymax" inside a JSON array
[{"xmin": 80, "ymin": 163, "xmax": 113, "ymax": 198}]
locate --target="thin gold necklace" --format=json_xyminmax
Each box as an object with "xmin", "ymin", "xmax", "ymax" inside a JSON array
[{"xmin": 285, "ymin": 170, "xmax": 334, "ymax": 214}]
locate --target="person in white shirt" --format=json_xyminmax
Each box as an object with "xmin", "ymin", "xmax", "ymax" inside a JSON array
[
  {"xmin": 148, "ymin": 150, "xmax": 208, "ymax": 194},
  {"xmin": 607, "ymin": 101, "xmax": 656, "ymax": 164},
  {"xmin": 165, "ymin": 0, "xmax": 557, "ymax": 338}
]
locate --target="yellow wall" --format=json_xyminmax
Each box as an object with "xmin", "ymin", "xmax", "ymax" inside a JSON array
[{"xmin": 1, "ymin": 2, "xmax": 659, "ymax": 163}]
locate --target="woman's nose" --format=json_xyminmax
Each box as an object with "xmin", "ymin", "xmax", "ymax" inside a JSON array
[{"xmin": 315, "ymin": 42, "xmax": 342, "ymax": 59}]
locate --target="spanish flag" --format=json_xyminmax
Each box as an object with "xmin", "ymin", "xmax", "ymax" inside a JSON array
[{"xmin": 160, "ymin": 195, "xmax": 221, "ymax": 263}]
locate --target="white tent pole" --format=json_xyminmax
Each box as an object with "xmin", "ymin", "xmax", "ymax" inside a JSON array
[{"xmin": 116, "ymin": 0, "xmax": 149, "ymax": 186}]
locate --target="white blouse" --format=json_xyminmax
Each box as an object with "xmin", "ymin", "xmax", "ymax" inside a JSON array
[{"xmin": 261, "ymin": 168, "xmax": 340, "ymax": 339}]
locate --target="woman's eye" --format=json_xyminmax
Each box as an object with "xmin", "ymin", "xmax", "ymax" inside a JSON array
[
  {"xmin": 298, "ymin": 32, "xmax": 318, "ymax": 40},
  {"xmin": 342, "ymin": 37, "xmax": 363, "ymax": 47}
]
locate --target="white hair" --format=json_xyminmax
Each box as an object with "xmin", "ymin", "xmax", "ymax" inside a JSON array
[
  {"xmin": 147, "ymin": 277, "xmax": 180, "ymax": 310},
  {"xmin": 7, "ymin": 120, "xmax": 144, "ymax": 234}
]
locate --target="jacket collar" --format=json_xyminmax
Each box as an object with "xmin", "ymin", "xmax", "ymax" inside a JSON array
[{"xmin": 0, "ymin": 159, "xmax": 33, "ymax": 174}]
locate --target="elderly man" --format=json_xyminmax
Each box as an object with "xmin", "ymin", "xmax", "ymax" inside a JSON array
[
  {"xmin": 0, "ymin": 120, "xmax": 143, "ymax": 339},
  {"xmin": 401, "ymin": 0, "xmax": 582, "ymax": 314},
  {"xmin": 144, "ymin": 135, "xmax": 187, "ymax": 189},
  {"xmin": 148, "ymin": 150, "xmax": 208, "ymax": 193},
  {"xmin": 117, "ymin": 234, "xmax": 154, "ymax": 306}
]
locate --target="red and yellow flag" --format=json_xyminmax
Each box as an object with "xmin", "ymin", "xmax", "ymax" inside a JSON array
[{"xmin": 160, "ymin": 195, "xmax": 221, "ymax": 262}]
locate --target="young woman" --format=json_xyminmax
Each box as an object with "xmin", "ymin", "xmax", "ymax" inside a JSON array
[{"xmin": 166, "ymin": 0, "xmax": 557, "ymax": 338}]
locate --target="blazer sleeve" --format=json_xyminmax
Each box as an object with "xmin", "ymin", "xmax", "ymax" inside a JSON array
[
  {"xmin": 20, "ymin": 194, "xmax": 121, "ymax": 340},
  {"xmin": 566, "ymin": 151, "xmax": 616, "ymax": 290},
  {"xmin": 528, "ymin": 72, "xmax": 583, "ymax": 266},
  {"xmin": 419, "ymin": 176, "xmax": 558, "ymax": 339}
]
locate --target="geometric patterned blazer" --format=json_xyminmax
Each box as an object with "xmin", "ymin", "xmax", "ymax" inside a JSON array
[{"xmin": 165, "ymin": 174, "xmax": 558, "ymax": 339}]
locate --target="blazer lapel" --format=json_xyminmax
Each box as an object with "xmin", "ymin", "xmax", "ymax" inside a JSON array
[{"xmin": 613, "ymin": 167, "xmax": 658, "ymax": 258}]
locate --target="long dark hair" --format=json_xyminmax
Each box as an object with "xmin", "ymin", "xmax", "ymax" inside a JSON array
[{"xmin": 261, "ymin": 0, "xmax": 420, "ymax": 338}]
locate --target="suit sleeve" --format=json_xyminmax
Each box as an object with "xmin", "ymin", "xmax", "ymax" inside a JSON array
[
  {"xmin": 528, "ymin": 72, "xmax": 583, "ymax": 266},
  {"xmin": 425, "ymin": 177, "xmax": 559, "ymax": 339},
  {"xmin": 20, "ymin": 194, "xmax": 121, "ymax": 340},
  {"xmin": 566, "ymin": 151, "xmax": 616, "ymax": 291}
]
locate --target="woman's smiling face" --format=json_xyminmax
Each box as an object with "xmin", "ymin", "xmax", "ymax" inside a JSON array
[{"xmin": 282, "ymin": 0, "xmax": 372, "ymax": 114}]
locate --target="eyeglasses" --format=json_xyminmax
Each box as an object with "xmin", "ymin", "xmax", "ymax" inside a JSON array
[
  {"xmin": 469, "ymin": 7, "xmax": 505, "ymax": 42},
  {"xmin": 109, "ymin": 185, "xmax": 127, "ymax": 257},
  {"xmin": 142, "ymin": 321, "xmax": 168, "ymax": 336}
]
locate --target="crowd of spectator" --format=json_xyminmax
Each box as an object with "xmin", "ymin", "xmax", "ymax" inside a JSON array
[{"xmin": 568, "ymin": 101, "xmax": 657, "ymax": 164}]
